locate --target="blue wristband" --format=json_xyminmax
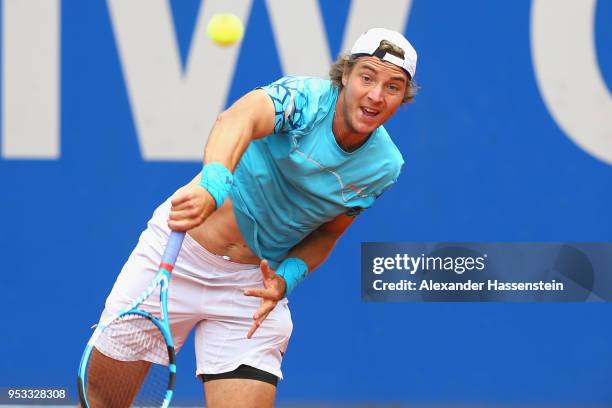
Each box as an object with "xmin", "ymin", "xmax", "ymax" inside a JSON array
[
  {"xmin": 199, "ymin": 163, "xmax": 233, "ymax": 209},
  {"xmin": 275, "ymin": 258, "xmax": 309, "ymax": 297}
]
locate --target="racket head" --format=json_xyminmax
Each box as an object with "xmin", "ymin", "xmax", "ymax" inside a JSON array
[{"xmin": 77, "ymin": 311, "xmax": 176, "ymax": 408}]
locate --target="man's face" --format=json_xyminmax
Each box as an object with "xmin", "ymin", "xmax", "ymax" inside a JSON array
[{"xmin": 340, "ymin": 56, "xmax": 408, "ymax": 137}]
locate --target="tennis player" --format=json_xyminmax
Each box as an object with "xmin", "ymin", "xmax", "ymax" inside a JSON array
[{"xmin": 92, "ymin": 28, "xmax": 417, "ymax": 407}]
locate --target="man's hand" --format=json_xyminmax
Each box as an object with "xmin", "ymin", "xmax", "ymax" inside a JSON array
[
  {"xmin": 168, "ymin": 184, "xmax": 216, "ymax": 232},
  {"xmin": 243, "ymin": 260, "xmax": 286, "ymax": 339}
]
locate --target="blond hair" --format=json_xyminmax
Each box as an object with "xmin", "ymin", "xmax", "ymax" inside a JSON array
[{"xmin": 329, "ymin": 40, "xmax": 418, "ymax": 103}]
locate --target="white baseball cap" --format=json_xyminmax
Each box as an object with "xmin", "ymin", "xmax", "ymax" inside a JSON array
[{"xmin": 350, "ymin": 28, "xmax": 417, "ymax": 79}]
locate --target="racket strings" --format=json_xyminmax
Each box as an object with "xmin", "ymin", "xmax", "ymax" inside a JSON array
[{"xmin": 85, "ymin": 314, "xmax": 172, "ymax": 407}]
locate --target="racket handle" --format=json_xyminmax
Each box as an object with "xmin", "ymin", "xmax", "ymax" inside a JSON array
[{"xmin": 162, "ymin": 231, "xmax": 186, "ymax": 267}]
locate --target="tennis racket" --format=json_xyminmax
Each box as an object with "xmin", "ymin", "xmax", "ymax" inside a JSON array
[{"xmin": 77, "ymin": 231, "xmax": 185, "ymax": 408}]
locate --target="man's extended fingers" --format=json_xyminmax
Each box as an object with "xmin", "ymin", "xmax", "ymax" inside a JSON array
[
  {"xmin": 243, "ymin": 287, "xmax": 277, "ymax": 299},
  {"xmin": 253, "ymin": 301, "xmax": 275, "ymax": 321},
  {"xmin": 247, "ymin": 304, "xmax": 275, "ymax": 339},
  {"xmin": 246, "ymin": 263, "xmax": 282, "ymax": 339},
  {"xmin": 247, "ymin": 321, "xmax": 260, "ymax": 339},
  {"xmin": 259, "ymin": 259, "xmax": 276, "ymax": 280}
]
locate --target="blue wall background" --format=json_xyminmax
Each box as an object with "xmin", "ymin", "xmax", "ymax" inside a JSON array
[{"xmin": 1, "ymin": 0, "xmax": 611, "ymax": 406}]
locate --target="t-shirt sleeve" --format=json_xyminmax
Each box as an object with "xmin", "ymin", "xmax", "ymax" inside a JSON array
[
  {"xmin": 346, "ymin": 157, "xmax": 404, "ymax": 215},
  {"xmin": 376, "ymin": 162, "xmax": 404, "ymax": 198},
  {"xmin": 258, "ymin": 76, "xmax": 327, "ymax": 134},
  {"xmin": 372, "ymin": 156, "xmax": 405, "ymax": 201}
]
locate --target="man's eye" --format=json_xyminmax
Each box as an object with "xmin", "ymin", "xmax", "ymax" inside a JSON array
[
  {"xmin": 388, "ymin": 84, "xmax": 399, "ymax": 92},
  {"xmin": 361, "ymin": 75, "xmax": 371, "ymax": 82}
]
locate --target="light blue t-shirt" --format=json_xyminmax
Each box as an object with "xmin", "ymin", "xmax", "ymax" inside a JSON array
[{"xmin": 230, "ymin": 76, "xmax": 404, "ymax": 266}]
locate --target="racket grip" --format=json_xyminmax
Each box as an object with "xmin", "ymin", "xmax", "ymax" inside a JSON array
[{"xmin": 162, "ymin": 231, "xmax": 186, "ymax": 267}]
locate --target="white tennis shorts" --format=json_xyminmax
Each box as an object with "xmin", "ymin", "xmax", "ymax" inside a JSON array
[{"xmin": 97, "ymin": 198, "xmax": 293, "ymax": 379}]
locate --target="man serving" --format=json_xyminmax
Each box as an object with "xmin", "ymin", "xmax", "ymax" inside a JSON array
[{"xmin": 92, "ymin": 28, "xmax": 418, "ymax": 408}]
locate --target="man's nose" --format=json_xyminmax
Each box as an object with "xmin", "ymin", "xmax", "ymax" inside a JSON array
[{"xmin": 367, "ymin": 84, "xmax": 383, "ymax": 103}]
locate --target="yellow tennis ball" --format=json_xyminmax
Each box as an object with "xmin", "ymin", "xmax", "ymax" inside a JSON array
[{"xmin": 207, "ymin": 13, "xmax": 244, "ymax": 47}]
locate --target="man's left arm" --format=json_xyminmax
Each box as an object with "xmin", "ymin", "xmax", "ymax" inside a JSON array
[
  {"xmin": 243, "ymin": 213, "xmax": 356, "ymax": 338},
  {"xmin": 286, "ymin": 212, "xmax": 356, "ymax": 272}
]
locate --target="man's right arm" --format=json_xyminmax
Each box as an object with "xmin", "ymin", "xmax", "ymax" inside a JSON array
[
  {"xmin": 168, "ymin": 89, "xmax": 276, "ymax": 232},
  {"xmin": 203, "ymin": 89, "xmax": 276, "ymax": 171}
]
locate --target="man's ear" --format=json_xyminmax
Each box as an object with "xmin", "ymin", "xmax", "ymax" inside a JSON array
[{"xmin": 342, "ymin": 68, "xmax": 349, "ymax": 87}]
